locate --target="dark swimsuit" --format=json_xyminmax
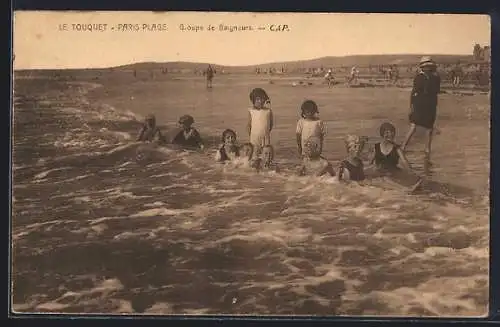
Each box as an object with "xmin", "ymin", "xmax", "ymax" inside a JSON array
[
  {"xmin": 218, "ymin": 145, "xmax": 239, "ymax": 162},
  {"xmin": 172, "ymin": 128, "xmax": 203, "ymax": 148},
  {"xmin": 374, "ymin": 143, "xmax": 400, "ymax": 172},
  {"xmin": 339, "ymin": 158, "xmax": 365, "ymax": 181}
]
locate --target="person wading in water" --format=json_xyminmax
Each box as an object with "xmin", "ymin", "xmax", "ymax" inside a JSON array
[
  {"xmin": 401, "ymin": 56, "xmax": 441, "ymax": 167},
  {"xmin": 205, "ymin": 64, "xmax": 215, "ymax": 89}
]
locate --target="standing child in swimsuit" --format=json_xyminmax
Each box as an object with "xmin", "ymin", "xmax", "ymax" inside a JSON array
[
  {"xmin": 338, "ymin": 135, "xmax": 367, "ymax": 182},
  {"xmin": 297, "ymin": 137, "xmax": 335, "ymax": 177},
  {"xmin": 215, "ymin": 129, "xmax": 240, "ymax": 162},
  {"xmin": 247, "ymin": 88, "xmax": 273, "ymax": 156},
  {"xmin": 296, "ymin": 100, "xmax": 327, "ymax": 157}
]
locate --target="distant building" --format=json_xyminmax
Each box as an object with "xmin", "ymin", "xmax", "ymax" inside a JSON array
[
  {"xmin": 483, "ymin": 46, "xmax": 491, "ymax": 62},
  {"xmin": 473, "ymin": 43, "xmax": 491, "ymax": 62}
]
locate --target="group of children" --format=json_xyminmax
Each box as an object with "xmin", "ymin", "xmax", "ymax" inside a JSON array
[{"xmin": 136, "ymin": 87, "xmax": 423, "ymax": 188}]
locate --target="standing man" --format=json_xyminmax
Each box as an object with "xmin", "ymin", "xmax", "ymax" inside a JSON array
[
  {"xmin": 206, "ymin": 64, "xmax": 215, "ymax": 88},
  {"xmin": 401, "ymin": 56, "xmax": 441, "ymax": 165},
  {"xmin": 451, "ymin": 61, "xmax": 463, "ymax": 88}
]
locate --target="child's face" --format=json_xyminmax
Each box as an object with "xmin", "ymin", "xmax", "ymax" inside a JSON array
[
  {"xmin": 146, "ymin": 118, "xmax": 155, "ymax": 127},
  {"xmin": 262, "ymin": 147, "xmax": 273, "ymax": 164},
  {"xmin": 303, "ymin": 110, "xmax": 315, "ymax": 119},
  {"xmin": 241, "ymin": 145, "xmax": 253, "ymax": 158},
  {"xmin": 224, "ymin": 133, "xmax": 236, "ymax": 145},
  {"xmin": 348, "ymin": 143, "xmax": 363, "ymax": 156},
  {"xmin": 180, "ymin": 122, "xmax": 192, "ymax": 130},
  {"xmin": 254, "ymin": 97, "xmax": 263, "ymax": 109},
  {"xmin": 382, "ymin": 129, "xmax": 395, "ymax": 141}
]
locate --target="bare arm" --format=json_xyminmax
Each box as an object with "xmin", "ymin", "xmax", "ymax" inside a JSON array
[
  {"xmin": 296, "ymin": 134, "xmax": 302, "ymax": 156},
  {"xmin": 247, "ymin": 111, "xmax": 252, "ymax": 136},
  {"xmin": 214, "ymin": 150, "xmax": 222, "ymax": 162},
  {"xmin": 269, "ymin": 109, "xmax": 274, "ymax": 131},
  {"xmin": 396, "ymin": 147, "xmax": 413, "ymax": 171},
  {"xmin": 317, "ymin": 160, "xmax": 335, "ymax": 177},
  {"xmin": 136, "ymin": 126, "xmax": 145, "ymax": 141}
]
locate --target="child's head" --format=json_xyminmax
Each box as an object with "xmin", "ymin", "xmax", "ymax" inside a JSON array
[
  {"xmin": 344, "ymin": 135, "xmax": 366, "ymax": 157},
  {"xmin": 221, "ymin": 129, "xmax": 237, "ymax": 145},
  {"xmin": 240, "ymin": 143, "xmax": 254, "ymax": 159},
  {"xmin": 145, "ymin": 114, "xmax": 156, "ymax": 127},
  {"xmin": 303, "ymin": 137, "xmax": 322, "ymax": 158},
  {"xmin": 178, "ymin": 114, "xmax": 194, "ymax": 130},
  {"xmin": 261, "ymin": 145, "xmax": 274, "ymax": 165},
  {"xmin": 379, "ymin": 122, "xmax": 396, "ymax": 141},
  {"xmin": 249, "ymin": 88, "xmax": 270, "ymax": 109},
  {"xmin": 300, "ymin": 100, "xmax": 319, "ymax": 119}
]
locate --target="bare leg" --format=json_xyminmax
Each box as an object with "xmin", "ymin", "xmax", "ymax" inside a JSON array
[
  {"xmin": 401, "ymin": 123, "xmax": 417, "ymax": 151},
  {"xmin": 424, "ymin": 128, "xmax": 434, "ymax": 161}
]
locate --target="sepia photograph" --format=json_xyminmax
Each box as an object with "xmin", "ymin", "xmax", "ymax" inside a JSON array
[{"xmin": 11, "ymin": 11, "xmax": 490, "ymax": 316}]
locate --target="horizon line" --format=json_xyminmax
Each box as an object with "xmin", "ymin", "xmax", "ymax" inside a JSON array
[{"xmin": 13, "ymin": 52, "xmax": 478, "ymax": 71}]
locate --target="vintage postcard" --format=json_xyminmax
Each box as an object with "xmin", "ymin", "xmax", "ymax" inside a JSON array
[{"xmin": 11, "ymin": 11, "xmax": 490, "ymax": 316}]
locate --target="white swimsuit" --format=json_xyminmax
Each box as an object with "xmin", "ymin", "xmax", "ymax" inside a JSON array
[
  {"xmin": 296, "ymin": 118, "xmax": 327, "ymax": 153},
  {"xmin": 249, "ymin": 108, "xmax": 272, "ymax": 152}
]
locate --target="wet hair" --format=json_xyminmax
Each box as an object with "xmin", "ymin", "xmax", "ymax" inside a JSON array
[
  {"xmin": 221, "ymin": 129, "xmax": 237, "ymax": 142},
  {"xmin": 178, "ymin": 114, "xmax": 194, "ymax": 126},
  {"xmin": 300, "ymin": 100, "xmax": 319, "ymax": 118},
  {"xmin": 249, "ymin": 88, "xmax": 270, "ymax": 105},
  {"xmin": 240, "ymin": 143, "xmax": 254, "ymax": 158},
  {"xmin": 379, "ymin": 122, "xmax": 396, "ymax": 137}
]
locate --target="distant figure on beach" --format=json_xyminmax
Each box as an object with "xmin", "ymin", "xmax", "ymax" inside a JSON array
[
  {"xmin": 297, "ymin": 137, "xmax": 335, "ymax": 177},
  {"xmin": 401, "ymin": 56, "xmax": 441, "ymax": 165},
  {"xmin": 348, "ymin": 66, "xmax": 359, "ymax": 85},
  {"xmin": 205, "ymin": 65, "xmax": 215, "ymax": 88},
  {"xmin": 137, "ymin": 114, "xmax": 164, "ymax": 143},
  {"xmin": 296, "ymin": 100, "xmax": 327, "ymax": 157},
  {"xmin": 450, "ymin": 62, "xmax": 464, "ymax": 88},
  {"xmin": 324, "ymin": 69, "xmax": 335, "ymax": 87},
  {"xmin": 338, "ymin": 135, "xmax": 367, "ymax": 182},
  {"xmin": 369, "ymin": 122, "xmax": 423, "ymax": 191},
  {"xmin": 215, "ymin": 129, "xmax": 240, "ymax": 162},
  {"xmin": 247, "ymin": 88, "xmax": 274, "ymax": 156},
  {"xmin": 171, "ymin": 114, "xmax": 204, "ymax": 150}
]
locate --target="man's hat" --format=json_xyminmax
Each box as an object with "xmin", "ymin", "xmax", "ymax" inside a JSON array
[{"xmin": 419, "ymin": 56, "xmax": 436, "ymax": 67}]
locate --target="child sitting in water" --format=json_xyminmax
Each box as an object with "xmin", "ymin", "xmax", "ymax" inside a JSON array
[
  {"xmin": 171, "ymin": 114, "xmax": 204, "ymax": 150},
  {"xmin": 247, "ymin": 88, "xmax": 273, "ymax": 156},
  {"xmin": 137, "ymin": 114, "xmax": 164, "ymax": 143},
  {"xmin": 296, "ymin": 100, "xmax": 327, "ymax": 157},
  {"xmin": 233, "ymin": 142, "xmax": 260, "ymax": 169},
  {"xmin": 368, "ymin": 122, "xmax": 423, "ymax": 191},
  {"xmin": 256, "ymin": 145, "xmax": 280, "ymax": 173},
  {"xmin": 338, "ymin": 135, "xmax": 367, "ymax": 182},
  {"xmin": 215, "ymin": 129, "xmax": 240, "ymax": 162},
  {"xmin": 297, "ymin": 137, "xmax": 335, "ymax": 177}
]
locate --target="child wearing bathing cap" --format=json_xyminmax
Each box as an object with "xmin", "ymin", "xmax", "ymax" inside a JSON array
[
  {"xmin": 296, "ymin": 100, "xmax": 327, "ymax": 157},
  {"xmin": 171, "ymin": 114, "xmax": 204, "ymax": 150},
  {"xmin": 247, "ymin": 87, "xmax": 273, "ymax": 156},
  {"xmin": 338, "ymin": 135, "xmax": 367, "ymax": 182}
]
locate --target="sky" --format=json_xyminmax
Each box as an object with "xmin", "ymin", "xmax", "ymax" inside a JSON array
[{"xmin": 13, "ymin": 11, "xmax": 491, "ymax": 69}]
